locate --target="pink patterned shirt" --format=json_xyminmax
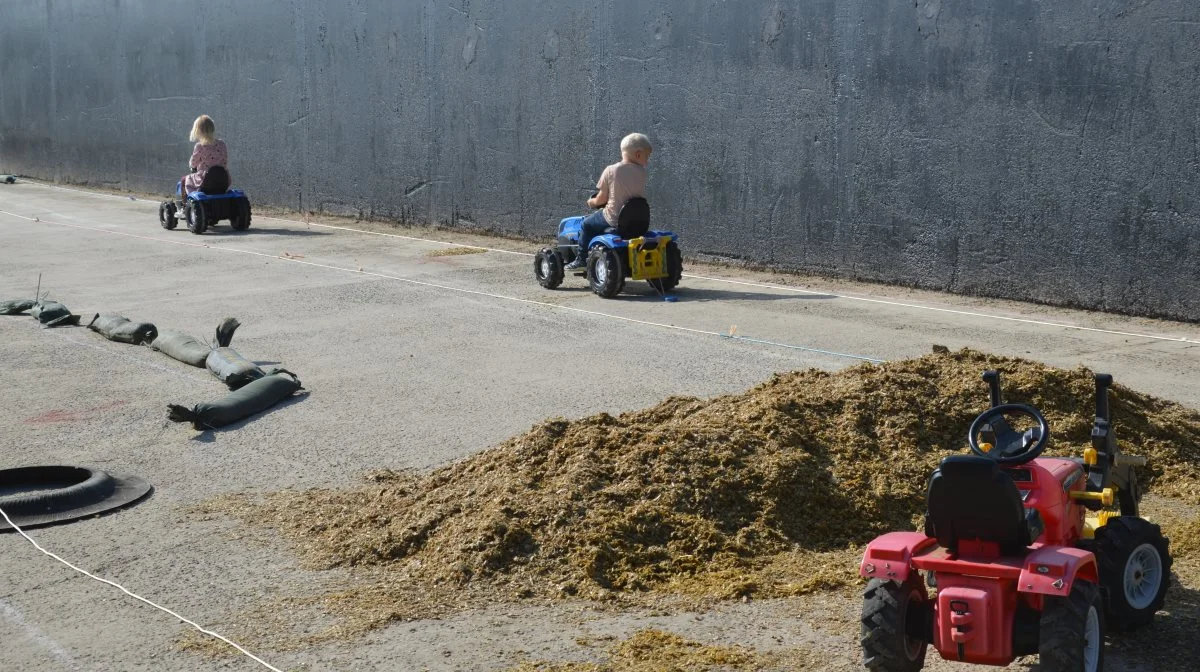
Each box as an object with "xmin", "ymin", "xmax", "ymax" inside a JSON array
[
  {"xmin": 184, "ymin": 139, "xmax": 228, "ymax": 193},
  {"xmin": 189, "ymin": 140, "xmax": 227, "ymax": 171}
]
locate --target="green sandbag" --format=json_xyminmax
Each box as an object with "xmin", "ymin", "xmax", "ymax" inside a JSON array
[
  {"xmin": 206, "ymin": 347, "xmax": 265, "ymax": 390},
  {"xmin": 168, "ymin": 371, "xmax": 303, "ymax": 430},
  {"xmin": 150, "ymin": 330, "xmax": 210, "ymax": 367},
  {"xmin": 30, "ymin": 300, "xmax": 81, "ymax": 327},
  {"xmin": 88, "ymin": 313, "xmax": 158, "ymax": 345},
  {"xmin": 151, "ymin": 317, "xmax": 241, "ymax": 367},
  {"xmin": 0, "ymin": 299, "xmax": 36, "ymax": 315}
]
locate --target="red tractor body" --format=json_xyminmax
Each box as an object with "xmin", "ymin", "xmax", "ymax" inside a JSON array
[{"xmin": 858, "ymin": 372, "xmax": 1171, "ymax": 672}]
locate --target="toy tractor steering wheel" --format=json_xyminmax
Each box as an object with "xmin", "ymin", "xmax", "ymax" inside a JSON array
[{"xmin": 967, "ymin": 403, "xmax": 1050, "ymax": 465}]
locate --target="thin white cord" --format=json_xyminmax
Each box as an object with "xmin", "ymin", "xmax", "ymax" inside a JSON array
[
  {"xmin": 0, "ymin": 505, "xmax": 285, "ymax": 672},
  {"xmin": 16, "ymin": 179, "xmax": 1200, "ymax": 345}
]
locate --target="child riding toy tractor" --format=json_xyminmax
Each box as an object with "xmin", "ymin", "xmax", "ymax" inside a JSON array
[
  {"xmin": 859, "ymin": 371, "xmax": 1171, "ymax": 671},
  {"xmin": 534, "ymin": 197, "xmax": 682, "ymax": 298},
  {"xmin": 158, "ymin": 166, "xmax": 251, "ymax": 235}
]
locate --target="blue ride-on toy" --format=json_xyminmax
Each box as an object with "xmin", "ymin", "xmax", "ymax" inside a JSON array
[
  {"xmin": 535, "ymin": 197, "xmax": 682, "ymax": 298},
  {"xmin": 158, "ymin": 166, "xmax": 251, "ymax": 235}
]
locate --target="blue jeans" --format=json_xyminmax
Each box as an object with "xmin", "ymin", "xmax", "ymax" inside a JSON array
[{"xmin": 579, "ymin": 210, "xmax": 611, "ymax": 255}]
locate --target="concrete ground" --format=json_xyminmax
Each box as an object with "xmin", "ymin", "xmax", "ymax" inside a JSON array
[{"xmin": 1, "ymin": 180, "xmax": 1198, "ymax": 671}]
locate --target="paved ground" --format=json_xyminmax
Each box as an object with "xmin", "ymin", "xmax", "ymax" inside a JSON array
[{"xmin": 1, "ymin": 180, "xmax": 1198, "ymax": 671}]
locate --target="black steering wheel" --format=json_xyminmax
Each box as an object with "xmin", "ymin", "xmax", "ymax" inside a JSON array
[{"xmin": 967, "ymin": 403, "xmax": 1050, "ymax": 465}]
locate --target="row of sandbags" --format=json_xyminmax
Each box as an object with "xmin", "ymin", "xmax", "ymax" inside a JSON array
[{"xmin": 1, "ymin": 296, "xmax": 303, "ymax": 430}]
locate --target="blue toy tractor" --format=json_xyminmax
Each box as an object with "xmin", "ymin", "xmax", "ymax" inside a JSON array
[
  {"xmin": 535, "ymin": 198, "xmax": 682, "ymax": 298},
  {"xmin": 158, "ymin": 166, "xmax": 251, "ymax": 235}
]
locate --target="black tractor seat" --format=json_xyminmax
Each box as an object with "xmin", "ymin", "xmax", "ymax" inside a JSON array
[
  {"xmin": 924, "ymin": 455, "xmax": 1044, "ymax": 556},
  {"xmin": 197, "ymin": 165, "xmax": 231, "ymax": 195}
]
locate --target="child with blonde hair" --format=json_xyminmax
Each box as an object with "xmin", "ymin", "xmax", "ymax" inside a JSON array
[
  {"xmin": 181, "ymin": 115, "xmax": 228, "ymax": 196},
  {"xmin": 564, "ymin": 133, "xmax": 653, "ymax": 269}
]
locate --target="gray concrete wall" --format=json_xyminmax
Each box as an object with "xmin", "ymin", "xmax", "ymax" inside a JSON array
[{"xmin": 2, "ymin": 1, "xmax": 1198, "ymax": 320}]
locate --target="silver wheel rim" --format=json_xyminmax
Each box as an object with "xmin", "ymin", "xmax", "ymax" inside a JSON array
[
  {"xmin": 1123, "ymin": 543, "xmax": 1163, "ymax": 610},
  {"xmin": 594, "ymin": 252, "xmax": 608, "ymax": 284},
  {"xmin": 1083, "ymin": 605, "xmax": 1100, "ymax": 671},
  {"xmin": 540, "ymin": 256, "xmax": 551, "ymax": 277}
]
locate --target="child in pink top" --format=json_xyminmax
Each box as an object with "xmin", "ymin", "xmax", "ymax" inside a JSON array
[
  {"xmin": 181, "ymin": 115, "xmax": 228, "ymax": 195},
  {"xmin": 564, "ymin": 133, "xmax": 653, "ymax": 270}
]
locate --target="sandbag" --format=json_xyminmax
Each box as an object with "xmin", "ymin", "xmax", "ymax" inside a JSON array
[
  {"xmin": 0, "ymin": 299, "xmax": 36, "ymax": 315},
  {"xmin": 206, "ymin": 347, "xmax": 265, "ymax": 390},
  {"xmin": 150, "ymin": 330, "xmax": 211, "ymax": 367},
  {"xmin": 88, "ymin": 313, "xmax": 158, "ymax": 345},
  {"xmin": 168, "ymin": 371, "xmax": 303, "ymax": 430},
  {"xmin": 30, "ymin": 300, "xmax": 81, "ymax": 327},
  {"xmin": 215, "ymin": 317, "xmax": 240, "ymax": 348}
]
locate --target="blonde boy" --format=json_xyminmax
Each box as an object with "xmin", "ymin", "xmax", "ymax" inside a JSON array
[{"xmin": 565, "ymin": 133, "xmax": 653, "ymax": 269}]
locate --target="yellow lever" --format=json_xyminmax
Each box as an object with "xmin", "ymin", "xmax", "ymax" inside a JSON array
[
  {"xmin": 1070, "ymin": 488, "xmax": 1114, "ymax": 506},
  {"xmin": 1083, "ymin": 447, "xmax": 1098, "ymax": 466}
]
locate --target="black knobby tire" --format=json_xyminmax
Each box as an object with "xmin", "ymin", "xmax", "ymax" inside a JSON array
[
  {"xmin": 158, "ymin": 201, "xmax": 177, "ymax": 230},
  {"xmin": 1089, "ymin": 516, "xmax": 1171, "ymax": 631},
  {"xmin": 186, "ymin": 201, "xmax": 207, "ymax": 234},
  {"xmin": 587, "ymin": 246, "xmax": 626, "ymax": 298},
  {"xmin": 1039, "ymin": 579, "xmax": 1104, "ymax": 672},
  {"xmin": 861, "ymin": 577, "xmax": 928, "ymax": 672},
  {"xmin": 534, "ymin": 248, "xmax": 564, "ymax": 289},
  {"xmin": 230, "ymin": 198, "xmax": 252, "ymax": 231},
  {"xmin": 649, "ymin": 241, "xmax": 683, "ymax": 292}
]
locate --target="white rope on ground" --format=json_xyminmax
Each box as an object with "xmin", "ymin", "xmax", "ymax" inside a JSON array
[
  {"xmin": 0, "ymin": 209, "xmax": 885, "ymax": 363},
  {"xmin": 0, "ymin": 506, "xmax": 285, "ymax": 672},
  {"xmin": 16, "ymin": 179, "xmax": 1200, "ymax": 346}
]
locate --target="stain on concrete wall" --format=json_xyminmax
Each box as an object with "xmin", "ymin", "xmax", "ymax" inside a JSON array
[{"xmin": 2, "ymin": 0, "xmax": 1197, "ymax": 320}]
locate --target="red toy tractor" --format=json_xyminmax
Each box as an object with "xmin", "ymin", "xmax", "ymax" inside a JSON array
[{"xmin": 859, "ymin": 371, "xmax": 1171, "ymax": 671}]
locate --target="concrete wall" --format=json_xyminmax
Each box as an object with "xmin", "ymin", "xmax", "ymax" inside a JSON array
[{"xmin": 2, "ymin": 1, "xmax": 1198, "ymax": 320}]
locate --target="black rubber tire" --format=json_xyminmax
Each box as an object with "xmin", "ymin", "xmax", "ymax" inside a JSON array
[
  {"xmin": 185, "ymin": 201, "xmax": 207, "ymax": 234},
  {"xmin": 587, "ymin": 246, "xmax": 626, "ymax": 298},
  {"xmin": 649, "ymin": 241, "xmax": 683, "ymax": 292},
  {"xmin": 534, "ymin": 248, "xmax": 564, "ymax": 289},
  {"xmin": 861, "ymin": 577, "xmax": 928, "ymax": 672},
  {"xmin": 158, "ymin": 201, "xmax": 177, "ymax": 230},
  {"xmin": 230, "ymin": 198, "xmax": 252, "ymax": 231},
  {"xmin": 1088, "ymin": 516, "xmax": 1171, "ymax": 631},
  {"xmin": 1039, "ymin": 579, "xmax": 1104, "ymax": 672}
]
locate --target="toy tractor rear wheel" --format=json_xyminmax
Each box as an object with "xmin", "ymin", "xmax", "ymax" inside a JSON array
[
  {"xmin": 185, "ymin": 201, "xmax": 207, "ymax": 234},
  {"xmin": 861, "ymin": 577, "xmax": 928, "ymax": 672},
  {"xmin": 649, "ymin": 241, "xmax": 683, "ymax": 292},
  {"xmin": 1039, "ymin": 579, "xmax": 1104, "ymax": 672},
  {"xmin": 158, "ymin": 201, "xmax": 177, "ymax": 230},
  {"xmin": 534, "ymin": 248, "xmax": 564, "ymax": 289},
  {"xmin": 587, "ymin": 246, "xmax": 626, "ymax": 298},
  {"xmin": 230, "ymin": 199, "xmax": 252, "ymax": 231},
  {"xmin": 1087, "ymin": 516, "xmax": 1171, "ymax": 631}
]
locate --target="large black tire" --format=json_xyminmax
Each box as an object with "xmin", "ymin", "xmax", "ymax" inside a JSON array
[
  {"xmin": 185, "ymin": 201, "xmax": 207, "ymax": 234},
  {"xmin": 1039, "ymin": 579, "xmax": 1104, "ymax": 672},
  {"xmin": 1089, "ymin": 516, "xmax": 1171, "ymax": 631},
  {"xmin": 534, "ymin": 248, "xmax": 564, "ymax": 289},
  {"xmin": 158, "ymin": 201, "xmax": 177, "ymax": 230},
  {"xmin": 861, "ymin": 577, "xmax": 928, "ymax": 672},
  {"xmin": 649, "ymin": 241, "xmax": 683, "ymax": 292},
  {"xmin": 230, "ymin": 198, "xmax": 252, "ymax": 231},
  {"xmin": 587, "ymin": 246, "xmax": 626, "ymax": 298}
]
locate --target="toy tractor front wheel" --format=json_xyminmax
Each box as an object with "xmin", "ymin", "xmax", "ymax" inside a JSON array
[
  {"xmin": 158, "ymin": 201, "xmax": 178, "ymax": 230},
  {"xmin": 861, "ymin": 577, "xmax": 928, "ymax": 672},
  {"xmin": 185, "ymin": 201, "xmax": 208, "ymax": 234},
  {"xmin": 587, "ymin": 246, "xmax": 626, "ymax": 298},
  {"xmin": 534, "ymin": 248, "xmax": 564, "ymax": 289},
  {"xmin": 1039, "ymin": 579, "xmax": 1104, "ymax": 672},
  {"xmin": 1088, "ymin": 516, "xmax": 1171, "ymax": 631}
]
